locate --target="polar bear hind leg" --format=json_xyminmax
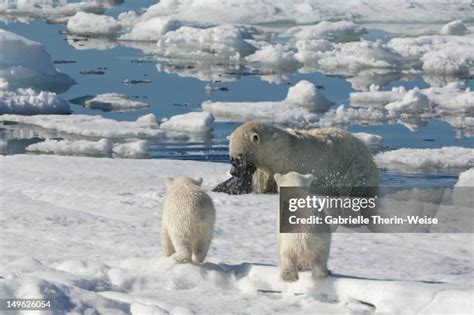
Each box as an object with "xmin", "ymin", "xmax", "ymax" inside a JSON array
[{"xmin": 160, "ymin": 227, "xmax": 175, "ymax": 257}]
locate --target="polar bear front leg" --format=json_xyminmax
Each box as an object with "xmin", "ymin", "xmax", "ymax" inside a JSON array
[
  {"xmin": 309, "ymin": 255, "xmax": 329, "ymax": 279},
  {"xmin": 171, "ymin": 243, "xmax": 192, "ymax": 263},
  {"xmin": 280, "ymin": 252, "xmax": 299, "ymax": 282},
  {"xmin": 161, "ymin": 227, "xmax": 175, "ymax": 257}
]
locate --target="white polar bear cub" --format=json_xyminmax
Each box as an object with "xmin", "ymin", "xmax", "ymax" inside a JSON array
[
  {"xmin": 274, "ymin": 172, "xmax": 331, "ymax": 282},
  {"xmin": 162, "ymin": 176, "xmax": 216, "ymax": 263}
]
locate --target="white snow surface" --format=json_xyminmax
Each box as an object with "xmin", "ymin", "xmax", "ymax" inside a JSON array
[
  {"xmin": 160, "ymin": 111, "xmax": 214, "ymax": 133},
  {"xmin": 26, "ymin": 138, "xmax": 149, "ymax": 159},
  {"xmin": 0, "ymin": 29, "xmax": 75, "ymax": 93},
  {"xmin": 67, "ymin": 11, "xmax": 121, "ymax": 37},
  {"xmin": 0, "ymin": 88, "xmax": 70, "ymax": 115},
  {"xmin": 287, "ymin": 20, "xmax": 367, "ymax": 42},
  {"xmin": 154, "ymin": 25, "xmax": 257, "ymax": 62},
  {"xmin": 129, "ymin": 0, "xmax": 474, "ymax": 26},
  {"xmin": 0, "ymin": 113, "xmax": 163, "ymax": 139},
  {"xmin": 84, "ymin": 93, "xmax": 149, "ymax": 112},
  {"xmin": 375, "ymin": 147, "xmax": 474, "ymax": 172},
  {"xmin": 0, "ymin": 155, "xmax": 472, "ymax": 314},
  {"xmin": 440, "ymin": 20, "xmax": 468, "ymax": 35},
  {"xmin": 202, "ymin": 80, "xmax": 333, "ymax": 125},
  {"xmin": 27, "ymin": 138, "xmax": 113, "ymax": 157}
]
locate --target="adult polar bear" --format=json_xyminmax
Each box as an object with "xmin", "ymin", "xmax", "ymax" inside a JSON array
[{"xmin": 214, "ymin": 122, "xmax": 379, "ymax": 200}]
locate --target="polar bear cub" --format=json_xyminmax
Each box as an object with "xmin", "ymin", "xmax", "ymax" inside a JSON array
[
  {"xmin": 162, "ymin": 176, "xmax": 216, "ymax": 263},
  {"xmin": 274, "ymin": 172, "xmax": 331, "ymax": 282}
]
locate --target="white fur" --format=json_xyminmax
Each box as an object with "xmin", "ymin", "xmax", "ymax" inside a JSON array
[
  {"xmin": 161, "ymin": 176, "xmax": 215, "ymax": 263},
  {"xmin": 274, "ymin": 172, "xmax": 331, "ymax": 282}
]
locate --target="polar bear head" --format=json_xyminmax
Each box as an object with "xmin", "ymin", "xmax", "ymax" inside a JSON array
[
  {"xmin": 274, "ymin": 172, "xmax": 314, "ymax": 192},
  {"xmin": 165, "ymin": 176, "xmax": 203, "ymax": 190},
  {"xmin": 229, "ymin": 122, "xmax": 284, "ymax": 177}
]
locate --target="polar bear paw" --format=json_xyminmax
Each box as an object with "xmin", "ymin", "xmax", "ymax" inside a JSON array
[
  {"xmin": 172, "ymin": 251, "xmax": 192, "ymax": 263},
  {"xmin": 312, "ymin": 266, "xmax": 329, "ymax": 279},
  {"xmin": 281, "ymin": 268, "xmax": 299, "ymax": 282}
]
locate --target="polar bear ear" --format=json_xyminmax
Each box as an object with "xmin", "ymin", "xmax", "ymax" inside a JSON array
[
  {"xmin": 274, "ymin": 173, "xmax": 282, "ymax": 185},
  {"xmin": 250, "ymin": 132, "xmax": 260, "ymax": 143},
  {"xmin": 193, "ymin": 177, "xmax": 203, "ymax": 186},
  {"xmin": 165, "ymin": 177, "xmax": 174, "ymax": 188}
]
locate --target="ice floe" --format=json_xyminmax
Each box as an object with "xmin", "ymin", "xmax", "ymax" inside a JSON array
[
  {"xmin": 0, "ymin": 0, "xmax": 105, "ymax": 23},
  {"xmin": 26, "ymin": 138, "xmax": 149, "ymax": 159},
  {"xmin": 388, "ymin": 34, "xmax": 474, "ymax": 77},
  {"xmin": 202, "ymin": 80, "xmax": 333, "ymax": 126},
  {"xmin": 246, "ymin": 44, "xmax": 300, "ymax": 71},
  {"xmin": 154, "ymin": 25, "xmax": 258, "ymax": 62},
  {"xmin": 160, "ymin": 111, "xmax": 215, "ymax": 134},
  {"xmin": 0, "ymin": 88, "xmax": 70, "ymax": 115},
  {"xmin": 375, "ymin": 147, "xmax": 474, "ymax": 172},
  {"xmin": 0, "ymin": 29, "xmax": 75, "ymax": 93},
  {"xmin": 119, "ymin": 17, "xmax": 182, "ymax": 41},
  {"xmin": 353, "ymin": 132, "xmax": 383, "ymax": 153},
  {"xmin": 27, "ymin": 138, "xmax": 113, "ymax": 157},
  {"xmin": 287, "ymin": 21, "xmax": 367, "ymax": 42},
  {"xmin": 0, "ymin": 113, "xmax": 163, "ymax": 139},
  {"xmin": 0, "ymin": 154, "xmax": 472, "ymax": 314},
  {"xmin": 440, "ymin": 20, "xmax": 468, "ymax": 36},
  {"xmin": 67, "ymin": 11, "xmax": 121, "ymax": 37},
  {"xmin": 82, "ymin": 93, "xmax": 149, "ymax": 112}
]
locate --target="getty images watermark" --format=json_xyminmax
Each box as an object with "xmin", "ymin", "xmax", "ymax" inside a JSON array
[{"xmin": 279, "ymin": 186, "xmax": 473, "ymax": 233}]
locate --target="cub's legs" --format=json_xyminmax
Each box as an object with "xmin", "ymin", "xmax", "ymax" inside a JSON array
[{"xmin": 160, "ymin": 227, "xmax": 175, "ymax": 257}]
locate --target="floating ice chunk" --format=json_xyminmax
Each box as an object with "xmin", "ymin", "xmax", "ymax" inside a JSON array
[
  {"xmin": 350, "ymin": 86, "xmax": 407, "ymax": 108},
  {"xmin": 388, "ymin": 35, "xmax": 474, "ymax": 76},
  {"xmin": 113, "ymin": 140, "xmax": 149, "ymax": 158},
  {"xmin": 202, "ymin": 80, "xmax": 332, "ymax": 125},
  {"xmin": 0, "ymin": 1, "xmax": 105, "ymax": 22},
  {"xmin": 294, "ymin": 39, "xmax": 335, "ymax": 64},
  {"xmin": 318, "ymin": 105, "xmax": 387, "ymax": 127},
  {"xmin": 84, "ymin": 93, "xmax": 149, "ymax": 112},
  {"xmin": 287, "ymin": 21, "xmax": 367, "ymax": 42},
  {"xmin": 319, "ymin": 41, "xmax": 403, "ymax": 71},
  {"xmin": 0, "ymin": 114, "xmax": 163, "ymax": 139},
  {"xmin": 385, "ymin": 89, "xmax": 430, "ymax": 113},
  {"xmin": 246, "ymin": 44, "xmax": 300, "ymax": 71},
  {"xmin": 120, "ymin": 17, "xmax": 182, "ymax": 41},
  {"xmin": 456, "ymin": 168, "xmax": 474, "ymax": 187},
  {"xmin": 67, "ymin": 12, "xmax": 121, "ymax": 37},
  {"xmin": 375, "ymin": 147, "xmax": 474, "ymax": 172},
  {"xmin": 160, "ymin": 112, "xmax": 214, "ymax": 133},
  {"xmin": 285, "ymin": 80, "xmax": 333, "ymax": 112},
  {"xmin": 424, "ymin": 83, "xmax": 474, "ymax": 113},
  {"xmin": 0, "ymin": 78, "xmax": 9, "ymax": 91},
  {"xmin": 155, "ymin": 25, "xmax": 257, "ymax": 62},
  {"xmin": 353, "ymin": 132, "xmax": 383, "ymax": 153},
  {"xmin": 26, "ymin": 138, "xmax": 113, "ymax": 157},
  {"xmin": 0, "ymin": 29, "xmax": 75, "ymax": 93},
  {"xmin": 0, "ymin": 88, "xmax": 70, "ymax": 115},
  {"xmin": 440, "ymin": 20, "xmax": 468, "ymax": 36},
  {"xmin": 128, "ymin": 0, "xmax": 474, "ymax": 27}
]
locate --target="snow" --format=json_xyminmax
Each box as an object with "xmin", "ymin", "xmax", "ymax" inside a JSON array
[
  {"xmin": 0, "ymin": 154, "xmax": 472, "ymax": 314},
  {"xmin": 0, "ymin": 29, "xmax": 75, "ymax": 93},
  {"xmin": 287, "ymin": 21, "xmax": 367, "ymax": 42},
  {"xmin": 154, "ymin": 25, "xmax": 257, "ymax": 62},
  {"xmin": 456, "ymin": 168, "xmax": 474, "ymax": 187},
  {"xmin": 128, "ymin": 0, "xmax": 474, "ymax": 27},
  {"xmin": 0, "ymin": 113, "xmax": 163, "ymax": 139},
  {"xmin": 285, "ymin": 80, "xmax": 333, "ymax": 112},
  {"xmin": 160, "ymin": 112, "xmax": 215, "ymax": 133},
  {"xmin": 84, "ymin": 93, "xmax": 149, "ymax": 112},
  {"xmin": 202, "ymin": 80, "xmax": 332, "ymax": 125},
  {"xmin": 385, "ymin": 88, "xmax": 430, "ymax": 113},
  {"xmin": 0, "ymin": 88, "xmax": 70, "ymax": 115},
  {"xmin": 120, "ymin": 17, "xmax": 182, "ymax": 41},
  {"xmin": 440, "ymin": 20, "xmax": 468, "ymax": 36},
  {"xmin": 112, "ymin": 140, "xmax": 149, "ymax": 159},
  {"xmin": 67, "ymin": 12, "xmax": 121, "ymax": 37},
  {"xmin": 25, "ymin": 138, "xmax": 149, "ymax": 159},
  {"xmin": 0, "ymin": 1, "xmax": 105, "ymax": 23},
  {"xmin": 246, "ymin": 44, "xmax": 300, "ymax": 71},
  {"xmin": 388, "ymin": 34, "xmax": 474, "ymax": 76},
  {"xmin": 353, "ymin": 132, "xmax": 383, "ymax": 153},
  {"xmin": 297, "ymin": 40, "xmax": 403, "ymax": 74},
  {"xmin": 375, "ymin": 147, "xmax": 474, "ymax": 172},
  {"xmin": 26, "ymin": 138, "xmax": 113, "ymax": 157}
]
